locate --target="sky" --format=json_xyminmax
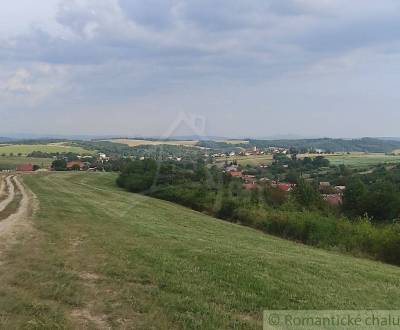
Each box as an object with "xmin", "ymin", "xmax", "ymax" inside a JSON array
[{"xmin": 1, "ymin": 0, "xmax": 400, "ymax": 138}]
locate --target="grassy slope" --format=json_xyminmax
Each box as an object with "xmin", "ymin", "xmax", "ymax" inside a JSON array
[{"xmin": 1, "ymin": 173, "xmax": 400, "ymax": 329}]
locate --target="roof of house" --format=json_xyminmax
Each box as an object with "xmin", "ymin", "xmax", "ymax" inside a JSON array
[
  {"xmin": 229, "ymin": 171, "xmax": 243, "ymax": 177},
  {"xmin": 277, "ymin": 183, "xmax": 294, "ymax": 192},
  {"xmin": 323, "ymin": 194, "xmax": 342, "ymax": 206},
  {"xmin": 67, "ymin": 160, "xmax": 84, "ymax": 168},
  {"xmin": 16, "ymin": 163, "xmax": 34, "ymax": 172},
  {"xmin": 319, "ymin": 182, "xmax": 331, "ymax": 187}
]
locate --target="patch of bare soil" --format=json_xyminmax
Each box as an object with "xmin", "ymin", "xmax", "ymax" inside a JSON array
[{"xmin": 71, "ymin": 308, "xmax": 110, "ymax": 330}]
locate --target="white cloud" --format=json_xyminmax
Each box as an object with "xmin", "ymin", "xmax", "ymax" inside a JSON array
[{"xmin": 2, "ymin": 69, "xmax": 32, "ymax": 94}]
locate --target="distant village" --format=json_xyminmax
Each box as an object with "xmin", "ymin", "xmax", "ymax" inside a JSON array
[
  {"xmin": 223, "ymin": 162, "xmax": 344, "ymax": 206},
  {"xmin": 9, "ymin": 153, "xmax": 110, "ymax": 173},
  {"xmin": 220, "ymin": 146, "xmax": 345, "ymax": 207},
  {"xmin": 7, "ymin": 144, "xmax": 344, "ymax": 206}
]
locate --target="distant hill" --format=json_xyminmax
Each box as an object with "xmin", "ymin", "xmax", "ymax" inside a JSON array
[
  {"xmin": 378, "ymin": 137, "xmax": 400, "ymax": 142},
  {"xmin": 248, "ymin": 137, "xmax": 400, "ymax": 153}
]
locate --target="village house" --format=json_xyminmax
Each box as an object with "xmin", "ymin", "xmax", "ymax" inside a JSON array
[
  {"xmin": 323, "ymin": 194, "xmax": 342, "ymax": 206},
  {"xmin": 271, "ymin": 182, "xmax": 296, "ymax": 192},
  {"xmin": 16, "ymin": 163, "xmax": 34, "ymax": 172},
  {"xmin": 225, "ymin": 165, "xmax": 239, "ymax": 172},
  {"xmin": 98, "ymin": 153, "xmax": 108, "ymax": 160},
  {"xmin": 335, "ymin": 186, "xmax": 346, "ymax": 193},
  {"xmin": 319, "ymin": 181, "xmax": 334, "ymax": 194},
  {"xmin": 319, "ymin": 182, "xmax": 331, "ymax": 188},
  {"xmin": 243, "ymin": 175, "xmax": 257, "ymax": 184},
  {"xmin": 229, "ymin": 171, "xmax": 243, "ymax": 178},
  {"xmin": 67, "ymin": 160, "xmax": 84, "ymax": 171}
]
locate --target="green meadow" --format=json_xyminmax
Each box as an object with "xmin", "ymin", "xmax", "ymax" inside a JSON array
[
  {"xmin": 0, "ymin": 172, "xmax": 399, "ymax": 329},
  {"xmin": 324, "ymin": 152, "xmax": 400, "ymax": 168},
  {"xmin": 0, "ymin": 143, "xmax": 93, "ymax": 156},
  {"xmin": 215, "ymin": 154, "xmax": 274, "ymax": 167},
  {"xmin": 222, "ymin": 152, "xmax": 400, "ymax": 169},
  {"xmin": 0, "ymin": 156, "xmax": 53, "ymax": 170}
]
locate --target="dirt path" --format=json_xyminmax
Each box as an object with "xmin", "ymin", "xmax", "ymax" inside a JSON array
[
  {"xmin": 0, "ymin": 176, "xmax": 16, "ymax": 213},
  {"xmin": 0, "ymin": 175, "xmax": 36, "ymax": 237},
  {"xmin": 0, "ymin": 176, "xmax": 6, "ymax": 198}
]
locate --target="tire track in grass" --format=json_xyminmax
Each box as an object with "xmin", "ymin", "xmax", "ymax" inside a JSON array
[
  {"xmin": 0, "ymin": 176, "xmax": 16, "ymax": 213},
  {"xmin": 0, "ymin": 178, "xmax": 22, "ymax": 221},
  {"xmin": 0, "ymin": 175, "xmax": 7, "ymax": 200},
  {"xmin": 0, "ymin": 176, "xmax": 35, "ymax": 236}
]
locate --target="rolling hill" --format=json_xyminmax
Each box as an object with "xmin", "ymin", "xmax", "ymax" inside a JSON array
[{"xmin": 1, "ymin": 172, "xmax": 400, "ymax": 329}]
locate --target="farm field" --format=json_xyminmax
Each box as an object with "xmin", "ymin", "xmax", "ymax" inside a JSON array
[
  {"xmin": 216, "ymin": 139, "xmax": 249, "ymax": 145},
  {"xmin": 0, "ymin": 156, "xmax": 53, "ymax": 170},
  {"xmin": 219, "ymin": 152, "xmax": 400, "ymax": 169},
  {"xmin": 0, "ymin": 143, "xmax": 93, "ymax": 156},
  {"xmin": 321, "ymin": 153, "xmax": 400, "ymax": 168},
  {"xmin": 216, "ymin": 154, "xmax": 274, "ymax": 166},
  {"xmin": 108, "ymin": 139, "xmax": 199, "ymax": 147},
  {"xmin": 0, "ymin": 172, "xmax": 399, "ymax": 328}
]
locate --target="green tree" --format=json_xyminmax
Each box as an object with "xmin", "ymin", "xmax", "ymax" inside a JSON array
[
  {"xmin": 292, "ymin": 179, "xmax": 322, "ymax": 209},
  {"xmin": 51, "ymin": 159, "xmax": 67, "ymax": 171},
  {"xmin": 342, "ymin": 178, "xmax": 367, "ymax": 217},
  {"xmin": 117, "ymin": 159, "xmax": 158, "ymax": 193}
]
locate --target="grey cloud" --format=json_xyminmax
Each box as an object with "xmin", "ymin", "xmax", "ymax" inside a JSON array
[
  {"xmin": 2, "ymin": 0, "xmax": 400, "ymax": 137},
  {"xmin": 5, "ymin": 0, "xmax": 400, "ymax": 69},
  {"xmin": 118, "ymin": 0, "xmax": 177, "ymax": 30}
]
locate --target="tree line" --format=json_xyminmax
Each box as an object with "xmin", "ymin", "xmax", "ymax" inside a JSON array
[{"xmin": 117, "ymin": 159, "xmax": 400, "ymax": 266}]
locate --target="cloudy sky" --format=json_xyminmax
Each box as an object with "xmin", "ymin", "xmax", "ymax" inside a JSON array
[{"xmin": 1, "ymin": 0, "xmax": 400, "ymax": 138}]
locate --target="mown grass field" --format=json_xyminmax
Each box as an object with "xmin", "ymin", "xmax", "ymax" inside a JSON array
[
  {"xmin": 323, "ymin": 152, "xmax": 400, "ymax": 168},
  {"xmin": 1, "ymin": 172, "xmax": 400, "ymax": 329},
  {"xmin": 0, "ymin": 143, "xmax": 93, "ymax": 156},
  {"xmin": 220, "ymin": 152, "xmax": 400, "ymax": 169},
  {"xmin": 215, "ymin": 155, "xmax": 274, "ymax": 167},
  {"xmin": 0, "ymin": 156, "xmax": 53, "ymax": 170},
  {"xmin": 108, "ymin": 139, "xmax": 199, "ymax": 147},
  {"xmin": 216, "ymin": 140, "xmax": 249, "ymax": 145}
]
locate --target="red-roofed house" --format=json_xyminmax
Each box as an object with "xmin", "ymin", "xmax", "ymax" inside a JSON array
[
  {"xmin": 323, "ymin": 194, "xmax": 342, "ymax": 206},
  {"xmin": 67, "ymin": 160, "xmax": 84, "ymax": 171},
  {"xmin": 277, "ymin": 183, "xmax": 295, "ymax": 192},
  {"xmin": 229, "ymin": 171, "xmax": 243, "ymax": 178},
  {"xmin": 16, "ymin": 163, "xmax": 34, "ymax": 172}
]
